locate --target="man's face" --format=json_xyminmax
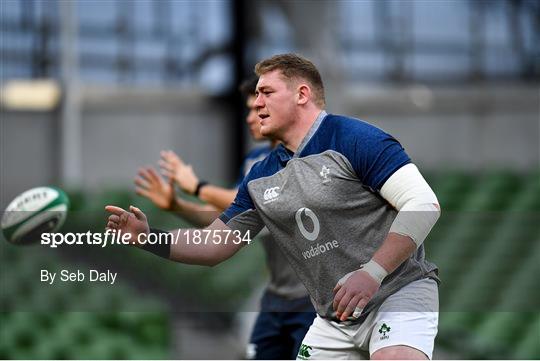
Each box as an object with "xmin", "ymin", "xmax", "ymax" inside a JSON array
[
  {"xmin": 254, "ymin": 70, "xmax": 297, "ymax": 139},
  {"xmin": 245, "ymin": 95, "xmax": 265, "ymax": 141}
]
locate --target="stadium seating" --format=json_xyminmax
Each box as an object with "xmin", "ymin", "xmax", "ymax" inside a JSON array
[{"xmin": 427, "ymin": 171, "xmax": 540, "ymax": 359}]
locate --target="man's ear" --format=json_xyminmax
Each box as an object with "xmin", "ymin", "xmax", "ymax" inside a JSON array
[{"xmin": 297, "ymin": 84, "xmax": 311, "ymax": 105}]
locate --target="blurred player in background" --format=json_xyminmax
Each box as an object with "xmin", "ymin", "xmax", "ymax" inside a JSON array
[
  {"xmin": 108, "ymin": 54, "xmax": 441, "ymax": 360},
  {"xmin": 134, "ymin": 76, "xmax": 316, "ymax": 360}
]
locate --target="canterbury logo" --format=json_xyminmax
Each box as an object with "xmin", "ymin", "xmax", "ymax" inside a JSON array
[
  {"xmin": 263, "ymin": 187, "xmax": 280, "ymax": 202},
  {"xmin": 295, "ymin": 207, "xmax": 320, "ymax": 241}
]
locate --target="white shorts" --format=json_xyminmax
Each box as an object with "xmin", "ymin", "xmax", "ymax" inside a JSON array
[{"xmin": 297, "ymin": 278, "xmax": 439, "ymax": 360}]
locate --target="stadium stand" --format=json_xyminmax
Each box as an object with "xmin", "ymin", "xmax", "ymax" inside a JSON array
[{"xmin": 427, "ymin": 171, "xmax": 540, "ymax": 359}]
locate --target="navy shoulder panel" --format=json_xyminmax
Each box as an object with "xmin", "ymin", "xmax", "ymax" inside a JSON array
[{"xmin": 301, "ymin": 114, "xmax": 411, "ymax": 191}]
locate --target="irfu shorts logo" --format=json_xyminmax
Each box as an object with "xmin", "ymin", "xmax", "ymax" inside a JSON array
[
  {"xmin": 379, "ymin": 323, "xmax": 391, "ymax": 340},
  {"xmin": 297, "ymin": 343, "xmax": 313, "ymax": 359}
]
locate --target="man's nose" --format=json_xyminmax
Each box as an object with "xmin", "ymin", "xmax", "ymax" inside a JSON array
[{"xmin": 254, "ymin": 94, "xmax": 264, "ymax": 108}]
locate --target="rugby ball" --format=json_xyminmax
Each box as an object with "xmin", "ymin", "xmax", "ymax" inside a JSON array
[{"xmin": 1, "ymin": 186, "xmax": 70, "ymax": 244}]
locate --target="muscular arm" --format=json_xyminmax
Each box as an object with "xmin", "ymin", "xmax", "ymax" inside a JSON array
[
  {"xmin": 371, "ymin": 198, "xmax": 441, "ymax": 272},
  {"xmin": 105, "ymin": 205, "xmax": 246, "ymax": 267},
  {"xmin": 372, "ymin": 233, "xmax": 417, "ymax": 274},
  {"xmin": 168, "ymin": 218, "xmax": 246, "ymax": 266},
  {"xmin": 369, "ymin": 163, "xmax": 441, "ymax": 274}
]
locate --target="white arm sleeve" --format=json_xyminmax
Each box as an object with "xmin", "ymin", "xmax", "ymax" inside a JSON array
[{"xmin": 380, "ymin": 163, "xmax": 441, "ymax": 248}]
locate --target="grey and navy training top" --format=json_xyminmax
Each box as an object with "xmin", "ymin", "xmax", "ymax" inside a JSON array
[{"xmin": 220, "ymin": 111, "xmax": 438, "ymax": 322}]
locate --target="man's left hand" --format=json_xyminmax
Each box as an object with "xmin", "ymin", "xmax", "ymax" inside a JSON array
[
  {"xmin": 332, "ymin": 269, "xmax": 380, "ymax": 321},
  {"xmin": 159, "ymin": 150, "xmax": 199, "ymax": 195}
]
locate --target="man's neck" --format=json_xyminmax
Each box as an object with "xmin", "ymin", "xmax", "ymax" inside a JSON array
[{"xmin": 282, "ymin": 108, "xmax": 324, "ymax": 152}]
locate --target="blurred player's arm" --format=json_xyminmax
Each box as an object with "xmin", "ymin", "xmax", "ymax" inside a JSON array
[
  {"xmin": 197, "ymin": 185, "xmax": 237, "ymax": 211},
  {"xmin": 105, "ymin": 206, "xmax": 247, "ymax": 267},
  {"xmin": 159, "ymin": 150, "xmax": 237, "ymax": 211},
  {"xmin": 170, "ymin": 197, "xmax": 219, "ymax": 227},
  {"xmin": 134, "ymin": 166, "xmax": 218, "ymax": 227}
]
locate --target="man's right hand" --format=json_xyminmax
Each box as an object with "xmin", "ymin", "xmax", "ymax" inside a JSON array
[
  {"xmin": 134, "ymin": 167, "xmax": 174, "ymax": 210},
  {"xmin": 105, "ymin": 205, "xmax": 150, "ymax": 246}
]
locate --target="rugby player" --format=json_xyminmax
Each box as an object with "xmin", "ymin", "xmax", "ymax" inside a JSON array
[
  {"xmin": 106, "ymin": 54, "xmax": 441, "ymax": 360},
  {"xmin": 133, "ymin": 77, "xmax": 316, "ymax": 360}
]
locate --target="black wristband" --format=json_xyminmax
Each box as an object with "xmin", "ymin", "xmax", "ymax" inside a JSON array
[
  {"xmin": 141, "ymin": 228, "xmax": 171, "ymax": 259},
  {"xmin": 194, "ymin": 181, "xmax": 208, "ymax": 197}
]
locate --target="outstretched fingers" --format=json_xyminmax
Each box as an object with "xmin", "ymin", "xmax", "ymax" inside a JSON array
[
  {"xmin": 158, "ymin": 159, "xmax": 175, "ymax": 173},
  {"xmin": 106, "ymin": 221, "xmax": 118, "ymax": 230},
  {"xmin": 161, "ymin": 150, "xmax": 184, "ymax": 165},
  {"xmin": 106, "ymin": 214, "xmax": 120, "ymax": 230},
  {"xmin": 105, "ymin": 205, "xmax": 127, "ymax": 215},
  {"xmin": 147, "ymin": 167, "xmax": 162, "ymax": 183},
  {"xmin": 134, "ymin": 175, "xmax": 150, "ymax": 189},
  {"xmin": 135, "ymin": 186, "xmax": 151, "ymax": 199},
  {"xmin": 129, "ymin": 205, "xmax": 147, "ymax": 221}
]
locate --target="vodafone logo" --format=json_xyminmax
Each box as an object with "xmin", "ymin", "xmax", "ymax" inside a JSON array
[
  {"xmin": 263, "ymin": 187, "xmax": 280, "ymax": 204},
  {"xmin": 295, "ymin": 207, "xmax": 320, "ymax": 241}
]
